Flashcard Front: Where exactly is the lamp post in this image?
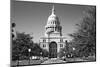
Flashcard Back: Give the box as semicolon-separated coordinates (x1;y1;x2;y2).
73;47;75;51
28;49;31;65
72;47;75;57
40;52;42;56
40;52;42;60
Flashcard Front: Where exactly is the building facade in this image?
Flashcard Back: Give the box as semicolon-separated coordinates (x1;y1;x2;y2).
40;6;67;58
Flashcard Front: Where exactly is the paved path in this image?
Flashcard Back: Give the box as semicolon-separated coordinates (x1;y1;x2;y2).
41;58;66;64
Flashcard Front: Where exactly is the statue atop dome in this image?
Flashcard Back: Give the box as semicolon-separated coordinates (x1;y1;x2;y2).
52;5;55;15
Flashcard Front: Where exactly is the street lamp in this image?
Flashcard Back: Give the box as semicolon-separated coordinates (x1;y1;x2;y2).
28;49;31;65
73;47;75;51
64;51;66;56
40;52;42;56
63;51;66;58
40;52;43;60
72;47;75;57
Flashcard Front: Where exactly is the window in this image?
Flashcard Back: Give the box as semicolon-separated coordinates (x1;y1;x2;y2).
43;39;46;42
55;27;56;31
55;21;56;24
60;39;63;42
43;44;46;47
53;21;54;24
60;44;63;47
52;21;53;24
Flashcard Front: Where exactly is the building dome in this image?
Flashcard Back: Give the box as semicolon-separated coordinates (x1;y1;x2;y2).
48;13;59;22
45;5;62;36
47;6;60;26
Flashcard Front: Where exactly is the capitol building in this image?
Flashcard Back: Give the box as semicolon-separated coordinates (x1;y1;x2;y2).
40;6;67;58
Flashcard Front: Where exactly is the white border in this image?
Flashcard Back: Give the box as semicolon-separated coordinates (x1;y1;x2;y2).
0;0;100;67
17;0;97;5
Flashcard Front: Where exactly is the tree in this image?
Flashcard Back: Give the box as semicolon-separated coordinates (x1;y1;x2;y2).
31;43;42;56
12;32;33;61
12;32;49;61
58;40;70;58
69;7;96;57
41;49;49;57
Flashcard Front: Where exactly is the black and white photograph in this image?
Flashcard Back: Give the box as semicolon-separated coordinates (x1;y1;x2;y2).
11;0;96;67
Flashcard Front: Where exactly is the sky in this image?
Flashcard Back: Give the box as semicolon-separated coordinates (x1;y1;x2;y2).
11;0;91;42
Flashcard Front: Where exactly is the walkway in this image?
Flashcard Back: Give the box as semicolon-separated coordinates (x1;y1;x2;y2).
41;58;66;64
